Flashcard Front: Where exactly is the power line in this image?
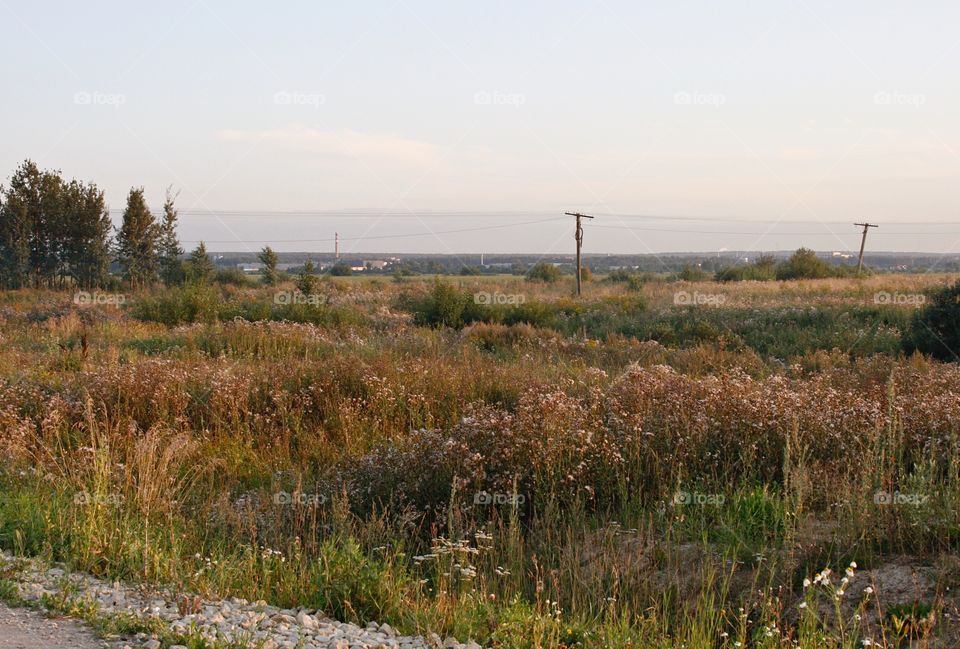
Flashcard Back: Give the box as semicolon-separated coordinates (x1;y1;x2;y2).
590;223;956;236
176;215;569;245
104;208;960;227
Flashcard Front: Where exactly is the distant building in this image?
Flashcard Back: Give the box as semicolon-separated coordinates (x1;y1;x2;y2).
363;259;389;270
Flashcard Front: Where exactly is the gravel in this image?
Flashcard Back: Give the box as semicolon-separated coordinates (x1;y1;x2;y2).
1;551;486;649
0;601;106;649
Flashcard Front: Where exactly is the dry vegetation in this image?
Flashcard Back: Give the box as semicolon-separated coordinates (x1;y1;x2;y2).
1;272;959;648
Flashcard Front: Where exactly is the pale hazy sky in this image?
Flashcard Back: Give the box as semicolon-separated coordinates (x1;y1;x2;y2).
2;1;959;254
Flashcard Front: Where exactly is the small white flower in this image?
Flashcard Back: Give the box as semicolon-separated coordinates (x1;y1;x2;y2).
799;602;807;609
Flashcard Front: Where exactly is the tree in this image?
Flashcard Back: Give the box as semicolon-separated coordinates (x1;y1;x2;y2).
329;261;352;276
258;246;279;286
0;161;58;288
115;187;160;288
0;160;112;289
186;241;215;284
0;164;34;288
776;248;834;280
296;260;319;294
527;261;561;283
61;179;112;288
158;187;184;285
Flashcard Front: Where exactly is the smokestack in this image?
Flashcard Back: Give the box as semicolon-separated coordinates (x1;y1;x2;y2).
335;232;340;260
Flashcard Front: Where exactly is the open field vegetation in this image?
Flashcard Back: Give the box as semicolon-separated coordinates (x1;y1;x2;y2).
1;270;960;648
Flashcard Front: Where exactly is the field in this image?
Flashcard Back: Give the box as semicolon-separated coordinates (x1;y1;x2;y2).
1;272;959;648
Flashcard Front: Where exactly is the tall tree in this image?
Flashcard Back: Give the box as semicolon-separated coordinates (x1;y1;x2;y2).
0;160;70;289
0;175;31;289
158;187;185;285
115;187;160;289
61;179;112;289
186;241;215;284
258;245;279;286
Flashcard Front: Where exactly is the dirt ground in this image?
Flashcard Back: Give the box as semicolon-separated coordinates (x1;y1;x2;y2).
0;602;105;649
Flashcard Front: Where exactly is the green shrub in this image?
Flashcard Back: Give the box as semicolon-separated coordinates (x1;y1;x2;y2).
526;262;562;283
409;280;470;328
215;268;254;287
776;248;837;280
132;285;221;326
329;262;353;277
314;537;410;624
716;255;777;282
904;281;960;361
606;269;646;291
678;264;709;281
296;261;320;294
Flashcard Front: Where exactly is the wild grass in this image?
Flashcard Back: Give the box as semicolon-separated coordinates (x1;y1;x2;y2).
0;274;958;647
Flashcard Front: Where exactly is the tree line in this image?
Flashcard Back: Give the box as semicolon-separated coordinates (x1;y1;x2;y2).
0;159;237;290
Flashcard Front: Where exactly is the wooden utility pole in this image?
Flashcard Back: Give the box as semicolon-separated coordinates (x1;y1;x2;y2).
854;222;878;275
565;212;595;296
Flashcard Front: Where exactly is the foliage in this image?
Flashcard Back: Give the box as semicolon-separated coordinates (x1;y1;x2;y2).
186;242;216;284
678;264;710;281
296;260;319;294
329;262;353;276
258;246;280;286
716;255;777;282
904;280;960;361
526;261;562;283
2;276;959;648
116;187;160;288
776;248;840;280
0;160;112;289
158;187;185;286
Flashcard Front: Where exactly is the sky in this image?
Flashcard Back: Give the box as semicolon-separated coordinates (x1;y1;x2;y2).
2;1;959;255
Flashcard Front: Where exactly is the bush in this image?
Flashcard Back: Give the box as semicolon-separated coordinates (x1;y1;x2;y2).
132;285;221;326
296;261;319;294
215;268;254;287
904;281;960;361
775;248;835;280
329;262;353;276
678;265;709;281
314;537;411;624
716;255;777;282
526;262;562;283
409;280;470;328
